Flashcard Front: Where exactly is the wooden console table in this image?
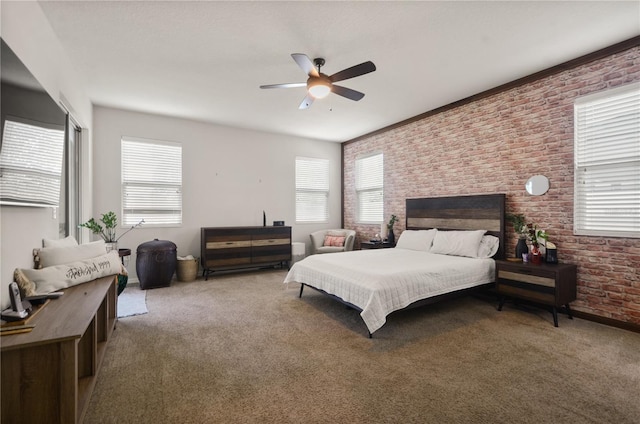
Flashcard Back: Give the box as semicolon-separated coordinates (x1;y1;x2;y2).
1;275;117;423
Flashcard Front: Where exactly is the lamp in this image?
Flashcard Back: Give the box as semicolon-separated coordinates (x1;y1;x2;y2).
307;76;331;99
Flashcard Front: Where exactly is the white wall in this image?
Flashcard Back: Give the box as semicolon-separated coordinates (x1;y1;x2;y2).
0;1;93;310
93;107;342;280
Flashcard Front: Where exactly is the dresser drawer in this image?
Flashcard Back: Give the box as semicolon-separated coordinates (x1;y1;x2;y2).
206;240;252;250
251;238;290;247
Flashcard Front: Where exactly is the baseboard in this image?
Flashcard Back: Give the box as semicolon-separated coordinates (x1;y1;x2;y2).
571;310;640;334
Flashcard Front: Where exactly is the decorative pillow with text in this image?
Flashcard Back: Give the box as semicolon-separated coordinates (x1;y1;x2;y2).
15;250;123;296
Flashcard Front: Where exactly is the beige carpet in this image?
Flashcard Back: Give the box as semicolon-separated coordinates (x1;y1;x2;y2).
86;269;640;423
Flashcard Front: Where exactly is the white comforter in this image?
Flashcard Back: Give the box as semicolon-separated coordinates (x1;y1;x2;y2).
283;248;495;334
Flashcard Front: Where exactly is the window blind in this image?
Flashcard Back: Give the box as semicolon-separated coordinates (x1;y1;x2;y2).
355;153;383;223
122;137;182;226
574;82;640;238
296;157;329;223
0;118;65;207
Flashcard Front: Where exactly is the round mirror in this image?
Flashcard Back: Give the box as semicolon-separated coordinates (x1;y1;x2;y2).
525;175;549;196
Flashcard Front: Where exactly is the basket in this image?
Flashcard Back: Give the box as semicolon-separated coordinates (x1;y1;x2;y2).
176;257;199;282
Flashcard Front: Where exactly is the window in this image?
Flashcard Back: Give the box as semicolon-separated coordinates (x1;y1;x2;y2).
574;82;640;238
0;117;65;207
355;153;383;223
122;137;182;226
295;157;329;223
62;115;83;240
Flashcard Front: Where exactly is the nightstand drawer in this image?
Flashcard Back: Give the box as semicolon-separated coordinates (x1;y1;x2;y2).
498;270;555;288
498;282;555;304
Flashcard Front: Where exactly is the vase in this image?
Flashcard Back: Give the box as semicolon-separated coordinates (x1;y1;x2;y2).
387;228;395;246
531;251;543;264
515;238;528;259
105;242;118;253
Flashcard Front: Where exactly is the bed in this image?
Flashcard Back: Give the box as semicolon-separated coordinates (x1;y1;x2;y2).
283;194;505;336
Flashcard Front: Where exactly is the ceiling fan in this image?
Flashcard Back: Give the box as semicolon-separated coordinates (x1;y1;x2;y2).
260;53;376;109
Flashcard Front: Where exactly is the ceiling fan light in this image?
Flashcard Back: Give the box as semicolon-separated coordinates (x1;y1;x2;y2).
308;80;331;99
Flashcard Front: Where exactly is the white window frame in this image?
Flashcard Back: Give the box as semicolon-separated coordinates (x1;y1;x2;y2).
355;152;384;224
121;136;182;227
574;82;640;238
295;157;329;223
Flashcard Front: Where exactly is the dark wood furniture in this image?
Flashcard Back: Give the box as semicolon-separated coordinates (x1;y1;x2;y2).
360;241;394;249
495;260;577;327
1;275;117;424
298;193;506;337
201;226;292;279
406;193;505;259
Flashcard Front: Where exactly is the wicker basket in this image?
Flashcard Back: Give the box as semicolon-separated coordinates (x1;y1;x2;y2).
176;257;199;282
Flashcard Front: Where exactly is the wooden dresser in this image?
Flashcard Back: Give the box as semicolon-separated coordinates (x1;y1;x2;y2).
1;275;117;424
201;226;292;279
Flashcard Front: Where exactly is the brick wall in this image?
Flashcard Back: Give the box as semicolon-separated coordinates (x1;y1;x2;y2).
343;44;640;325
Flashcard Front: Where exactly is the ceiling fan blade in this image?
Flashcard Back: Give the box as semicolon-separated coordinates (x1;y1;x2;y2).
292;53;319;77
329;61;376;83
331;85;365;101
260;82;306;89
299;94;315;109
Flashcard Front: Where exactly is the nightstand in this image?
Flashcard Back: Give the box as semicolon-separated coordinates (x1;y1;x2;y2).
495;260;577;327
360;241;394;249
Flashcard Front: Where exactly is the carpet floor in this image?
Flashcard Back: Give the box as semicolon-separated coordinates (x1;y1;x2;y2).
86;269;640;423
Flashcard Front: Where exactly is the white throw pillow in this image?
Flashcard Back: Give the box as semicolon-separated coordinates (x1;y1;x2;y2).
477;235;500;258
42;235;78;248
15;250;122;296
38;240;107;268
430;230;486;258
395;229;437;251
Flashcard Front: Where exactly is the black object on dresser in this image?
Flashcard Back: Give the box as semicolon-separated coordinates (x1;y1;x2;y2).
201;226;291;280
495;260;577;327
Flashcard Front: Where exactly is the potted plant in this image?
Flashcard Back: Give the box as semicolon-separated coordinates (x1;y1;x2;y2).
506;213;529;259
527;224;548;264
80;212;144;252
386;214;398;245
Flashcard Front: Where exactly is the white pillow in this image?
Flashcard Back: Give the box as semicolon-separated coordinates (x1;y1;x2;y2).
15;250;122;296
395;229;437;251
42;235;78;248
477;235;500;258
38;240;107;268
430;230;486;258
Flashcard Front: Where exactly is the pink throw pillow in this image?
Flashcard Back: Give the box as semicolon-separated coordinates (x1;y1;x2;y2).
323;235;345;247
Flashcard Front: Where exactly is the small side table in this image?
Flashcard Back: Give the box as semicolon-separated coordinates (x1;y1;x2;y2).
118;248;131;266
360;241;394;250
495;260;577;327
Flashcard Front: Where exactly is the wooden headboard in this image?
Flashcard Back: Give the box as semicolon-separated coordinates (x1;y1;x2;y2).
405;194;506;260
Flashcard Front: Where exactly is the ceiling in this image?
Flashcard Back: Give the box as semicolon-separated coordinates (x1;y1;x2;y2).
37;1;640;143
